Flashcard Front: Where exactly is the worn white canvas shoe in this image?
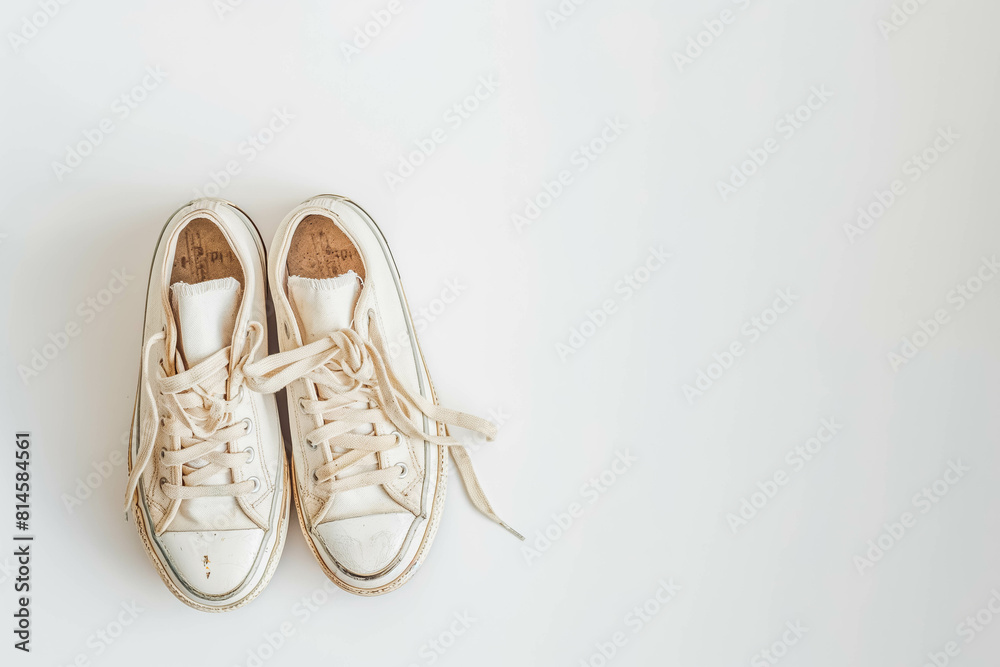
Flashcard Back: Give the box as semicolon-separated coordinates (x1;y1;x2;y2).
124;199;289;612
243;194;520;595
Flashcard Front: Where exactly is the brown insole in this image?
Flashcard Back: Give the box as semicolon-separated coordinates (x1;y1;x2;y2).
287;214;366;280
170;218;244;285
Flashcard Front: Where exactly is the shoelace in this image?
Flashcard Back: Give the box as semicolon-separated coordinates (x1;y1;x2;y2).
242;313;523;540
124;323;265;518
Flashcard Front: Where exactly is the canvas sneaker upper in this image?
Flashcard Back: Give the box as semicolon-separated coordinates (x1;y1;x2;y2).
124;199;288;611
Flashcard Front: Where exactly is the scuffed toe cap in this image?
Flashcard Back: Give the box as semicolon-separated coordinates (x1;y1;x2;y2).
159;528;265;597
315;513;414;577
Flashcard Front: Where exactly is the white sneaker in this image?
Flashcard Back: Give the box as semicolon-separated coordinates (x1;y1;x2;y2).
243;194;520;595
125;199;289;612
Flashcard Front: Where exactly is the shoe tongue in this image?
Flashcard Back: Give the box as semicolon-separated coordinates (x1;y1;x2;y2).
171;278;241;366
166;277;256;533
288;272;361;342
287;271;404;522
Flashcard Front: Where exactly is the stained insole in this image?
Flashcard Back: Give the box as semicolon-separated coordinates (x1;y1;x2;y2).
170;218;244;285
287;214;366;280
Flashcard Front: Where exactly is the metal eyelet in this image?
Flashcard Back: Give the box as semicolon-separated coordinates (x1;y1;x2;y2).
390;431;404;447
234;385;245;402
241;417;253;435
297;397;307;412
159;477;167;490
159;449;166;460
397;463;408;478
305;436;318;450
249;476;260;493
243;447;255;464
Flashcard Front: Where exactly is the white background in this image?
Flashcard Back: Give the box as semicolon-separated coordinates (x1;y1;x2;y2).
3;1;1000;666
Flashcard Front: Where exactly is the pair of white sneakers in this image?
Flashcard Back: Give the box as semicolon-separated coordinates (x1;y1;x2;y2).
124;195;519;611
